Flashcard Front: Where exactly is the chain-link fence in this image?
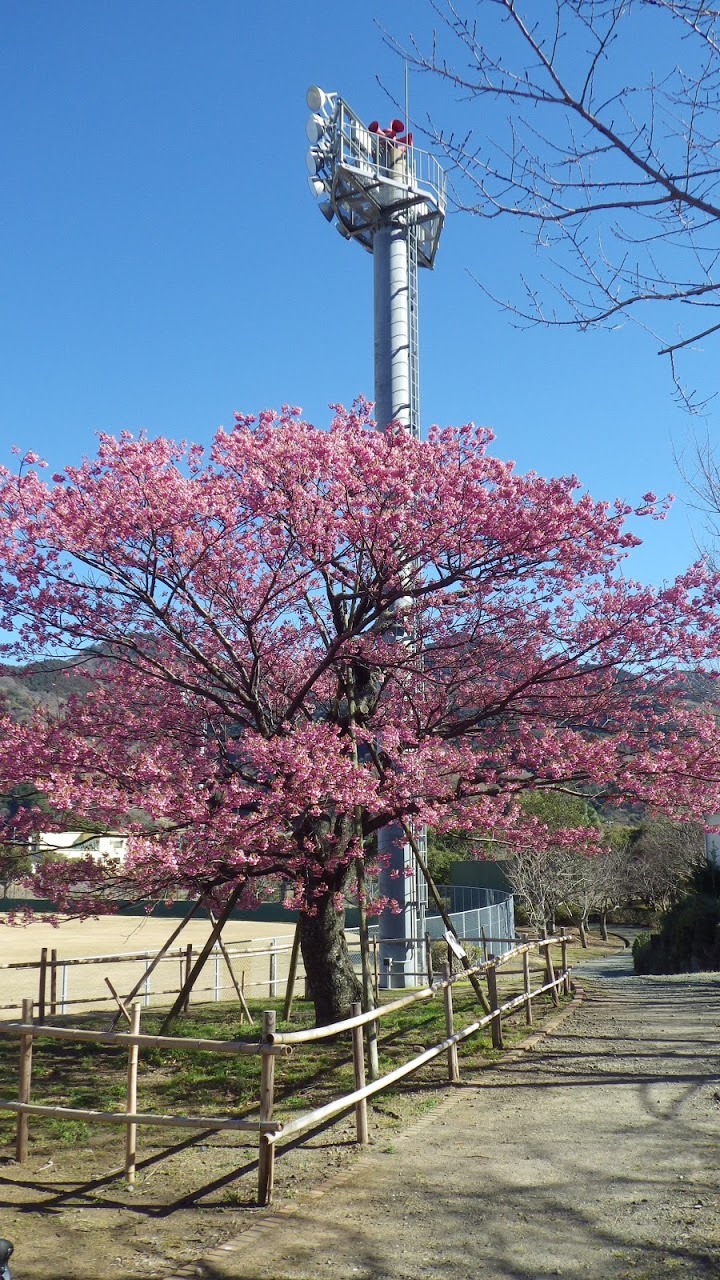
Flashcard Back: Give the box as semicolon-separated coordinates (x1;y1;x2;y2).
1;885;516;1016
427;885;515;956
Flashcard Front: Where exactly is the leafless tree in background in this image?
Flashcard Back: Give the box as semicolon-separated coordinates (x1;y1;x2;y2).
627;816;705;908
396;1;720;409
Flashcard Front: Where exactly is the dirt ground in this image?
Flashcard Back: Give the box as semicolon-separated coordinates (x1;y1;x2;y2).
193;947;720;1280
0;914;296;966
4;939;720;1280
0;915;296;1017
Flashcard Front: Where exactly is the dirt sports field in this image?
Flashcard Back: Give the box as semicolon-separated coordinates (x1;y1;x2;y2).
0;915;297;1017
0;914;296;966
1;934;719;1279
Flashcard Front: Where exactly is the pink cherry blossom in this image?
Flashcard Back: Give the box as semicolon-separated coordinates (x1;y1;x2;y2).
2;404;720;1018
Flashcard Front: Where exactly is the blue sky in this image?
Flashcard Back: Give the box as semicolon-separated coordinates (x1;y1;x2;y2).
1;1;714;589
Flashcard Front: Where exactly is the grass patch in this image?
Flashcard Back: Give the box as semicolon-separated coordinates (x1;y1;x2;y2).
42;1117;91;1144
0;932;615;1166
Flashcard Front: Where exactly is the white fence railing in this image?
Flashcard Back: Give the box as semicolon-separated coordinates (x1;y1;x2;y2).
0;935;296;1019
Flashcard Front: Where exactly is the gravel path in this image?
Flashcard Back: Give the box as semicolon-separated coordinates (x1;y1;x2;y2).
194;949;720;1280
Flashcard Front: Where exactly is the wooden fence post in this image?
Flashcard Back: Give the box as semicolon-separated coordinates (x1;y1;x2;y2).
16;997;33;1163
257;1010;276;1206
441;963;460;1083
424;932;433;985
183;944;193;1013
544;942;559;1007
522;948;533;1026
487;962;504;1049
50;949;58;1016
125;1002;141;1185
560;929;570;994
38;948;48;1024
351;1002;369;1143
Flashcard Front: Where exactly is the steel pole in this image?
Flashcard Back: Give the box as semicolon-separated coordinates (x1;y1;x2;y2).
373;214;419;988
373;220;411;431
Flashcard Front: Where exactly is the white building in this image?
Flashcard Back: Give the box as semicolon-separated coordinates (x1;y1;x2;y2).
32;831;128;861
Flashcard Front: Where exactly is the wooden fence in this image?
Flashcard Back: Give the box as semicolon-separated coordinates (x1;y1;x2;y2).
0;934;569;1205
0;927;526;1019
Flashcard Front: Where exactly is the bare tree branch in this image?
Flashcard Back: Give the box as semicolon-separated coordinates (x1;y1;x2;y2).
387;0;720;406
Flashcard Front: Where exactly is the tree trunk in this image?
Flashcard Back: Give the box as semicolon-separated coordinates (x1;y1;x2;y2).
299;891;361;1025
600;910;609;942
579;916;589;949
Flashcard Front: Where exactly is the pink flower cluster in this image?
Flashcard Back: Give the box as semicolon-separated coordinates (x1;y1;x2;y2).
0;402;719;913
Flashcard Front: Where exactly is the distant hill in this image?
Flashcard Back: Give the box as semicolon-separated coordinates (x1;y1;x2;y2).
1;651;717;727
0;653;103;723
677;669;720;707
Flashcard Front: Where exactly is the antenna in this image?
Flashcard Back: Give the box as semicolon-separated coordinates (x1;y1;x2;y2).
303;85;446;986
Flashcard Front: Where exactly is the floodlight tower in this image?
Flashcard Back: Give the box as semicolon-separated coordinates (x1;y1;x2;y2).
305;86;447;987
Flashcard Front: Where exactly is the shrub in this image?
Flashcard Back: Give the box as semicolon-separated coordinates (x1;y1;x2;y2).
631;932;653;973
631;895;720;974
430;939;484;976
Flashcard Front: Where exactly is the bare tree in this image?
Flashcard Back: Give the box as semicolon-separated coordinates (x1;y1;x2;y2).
505;790;600;937
504;842;572;937
627;816;705;909
587;833;635;939
397;0;720;408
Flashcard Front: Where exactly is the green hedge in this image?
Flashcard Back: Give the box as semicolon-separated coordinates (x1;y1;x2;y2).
632;894;720;974
0;897;360;927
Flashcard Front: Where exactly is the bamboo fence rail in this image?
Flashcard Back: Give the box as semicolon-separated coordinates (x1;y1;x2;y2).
0;935;570;1206
255;935;569;1204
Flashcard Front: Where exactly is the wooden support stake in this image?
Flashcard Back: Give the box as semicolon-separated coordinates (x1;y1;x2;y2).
104;977;131;1024
442;963;460;1083
50;949;58;1017
15;997;33;1163
544;943;560;1008
282;922;301;1022
208;912;253;1025
159;885;244;1035
424;931;433;985
353;851;379;1082
125;1002;141;1185
351;1002;369;1143
522;949;533;1026
481;927;488;963
257;1010;276;1206
487;963;504;1049
108;898;203;1029
183;944;193;1013
38;948;48;1024
372;936;379;1003
397;816;490;1015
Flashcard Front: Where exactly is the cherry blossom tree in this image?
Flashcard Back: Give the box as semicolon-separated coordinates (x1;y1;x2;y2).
2;403;720;1022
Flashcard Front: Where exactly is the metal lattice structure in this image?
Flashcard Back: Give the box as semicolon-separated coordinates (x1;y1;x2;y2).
306;86;446;441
